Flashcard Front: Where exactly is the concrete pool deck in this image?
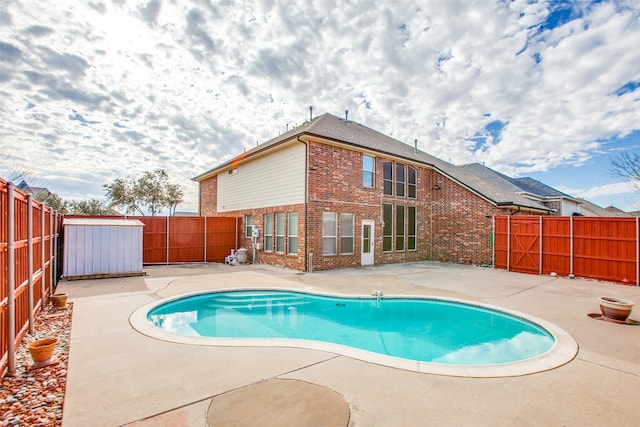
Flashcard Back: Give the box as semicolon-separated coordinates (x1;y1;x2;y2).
59;262;640;426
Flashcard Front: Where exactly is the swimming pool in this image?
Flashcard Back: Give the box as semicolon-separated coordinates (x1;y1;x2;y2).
130;289;578;377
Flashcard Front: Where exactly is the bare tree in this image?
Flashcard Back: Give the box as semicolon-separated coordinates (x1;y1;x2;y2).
610;152;640;190
0;154;46;187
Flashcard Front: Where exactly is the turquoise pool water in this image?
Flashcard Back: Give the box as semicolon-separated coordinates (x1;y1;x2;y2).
147;290;554;365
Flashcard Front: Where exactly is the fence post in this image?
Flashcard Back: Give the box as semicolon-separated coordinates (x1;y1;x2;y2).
570;216;574;277
491;215;495;268
7;183;15;376
53;214;59;288
27;195;34;334
539;216;543;275
166;216;170;265
636;217;639;287
49;207;53;295
203;216;207;263
506;215;511;271
41;204;45;310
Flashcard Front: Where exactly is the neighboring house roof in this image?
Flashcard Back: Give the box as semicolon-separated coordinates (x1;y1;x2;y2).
194;113;552;213
576;199;628;217
461;163;579;202
512;177;577;200
16;180;52;197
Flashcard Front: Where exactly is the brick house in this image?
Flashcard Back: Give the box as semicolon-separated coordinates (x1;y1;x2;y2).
194;113;551;271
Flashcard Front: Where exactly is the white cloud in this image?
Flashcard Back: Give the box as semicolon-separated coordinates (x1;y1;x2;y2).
557;180;637;199
0;0;639;211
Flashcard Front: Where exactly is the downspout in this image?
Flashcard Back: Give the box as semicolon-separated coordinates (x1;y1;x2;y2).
298;136;309;272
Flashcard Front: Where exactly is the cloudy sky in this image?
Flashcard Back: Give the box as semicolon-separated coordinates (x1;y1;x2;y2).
1;0;639;213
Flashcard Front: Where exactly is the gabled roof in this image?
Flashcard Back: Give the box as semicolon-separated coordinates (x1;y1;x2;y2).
194;113;551;213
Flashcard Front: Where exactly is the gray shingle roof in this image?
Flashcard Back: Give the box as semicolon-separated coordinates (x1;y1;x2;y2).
461;163;577;200
512;177;572;198
194;113;551;212
575;198;628;217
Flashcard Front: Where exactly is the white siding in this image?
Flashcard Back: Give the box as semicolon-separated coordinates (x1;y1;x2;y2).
561;200;581;216
217;143;305;212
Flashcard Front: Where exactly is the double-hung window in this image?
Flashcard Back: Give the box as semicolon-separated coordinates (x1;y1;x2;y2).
275;213;285;252
244;215;253;237
363;155;375;188
264;213;273;251
287;213;298;254
322;212;337;255
340;213;354;254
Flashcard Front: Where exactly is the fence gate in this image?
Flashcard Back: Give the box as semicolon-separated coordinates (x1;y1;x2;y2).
494;216;639;285
509;217;541;274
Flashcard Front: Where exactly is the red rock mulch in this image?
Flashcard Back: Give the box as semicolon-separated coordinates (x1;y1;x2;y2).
1;303;72;426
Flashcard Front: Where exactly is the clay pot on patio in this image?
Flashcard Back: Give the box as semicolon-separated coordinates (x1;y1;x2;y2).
598;297;634;321
50;293;68;309
25;337;58;365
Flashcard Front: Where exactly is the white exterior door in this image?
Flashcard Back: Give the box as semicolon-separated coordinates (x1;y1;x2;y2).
361;220;374;266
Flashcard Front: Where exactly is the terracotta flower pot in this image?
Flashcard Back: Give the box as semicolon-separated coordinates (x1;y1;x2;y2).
26;338;58;364
599;297;634;321
50;293;68;309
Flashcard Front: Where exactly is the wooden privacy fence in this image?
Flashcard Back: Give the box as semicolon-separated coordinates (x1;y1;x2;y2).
135;216;240;264
493;216;639;285
1;179;62;377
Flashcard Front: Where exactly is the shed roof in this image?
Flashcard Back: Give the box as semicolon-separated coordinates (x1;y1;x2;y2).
194;113;551;213
63;218;145;227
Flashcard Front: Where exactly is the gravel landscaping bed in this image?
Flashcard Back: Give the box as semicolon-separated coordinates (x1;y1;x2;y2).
1;303;72;426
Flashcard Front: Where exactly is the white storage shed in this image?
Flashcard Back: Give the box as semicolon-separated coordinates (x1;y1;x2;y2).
63;218;145;280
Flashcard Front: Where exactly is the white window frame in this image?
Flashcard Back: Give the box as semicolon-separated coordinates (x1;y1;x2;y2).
363;155;375;188
275;213;285;253
340;213;354;254
322;212;337;256
264;213;273;252
244;214;253;238
288;212;298;255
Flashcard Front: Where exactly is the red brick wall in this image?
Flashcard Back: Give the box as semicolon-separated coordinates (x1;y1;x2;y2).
306;141;431;270
429;170;496;264
199;176;217;215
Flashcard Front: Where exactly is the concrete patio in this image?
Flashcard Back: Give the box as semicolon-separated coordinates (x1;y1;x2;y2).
59;262;640;426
